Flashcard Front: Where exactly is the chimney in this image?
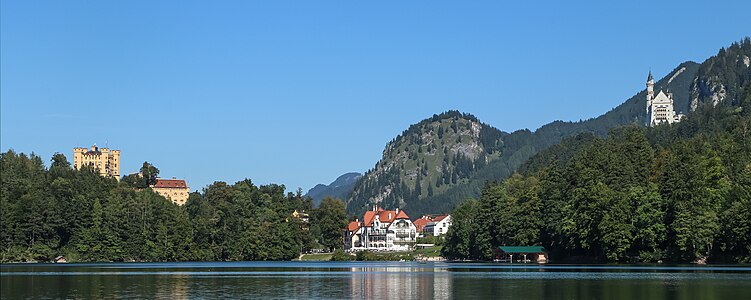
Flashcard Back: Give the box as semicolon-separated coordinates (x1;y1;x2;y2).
396;208;399;214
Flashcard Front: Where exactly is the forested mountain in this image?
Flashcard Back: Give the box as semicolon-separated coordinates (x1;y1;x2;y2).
305;172;361;206
442;38;751;263
443;80;751;263
348;60;700;217
347;111;506;216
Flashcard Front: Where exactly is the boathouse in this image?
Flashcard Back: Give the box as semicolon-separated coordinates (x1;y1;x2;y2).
493;246;547;263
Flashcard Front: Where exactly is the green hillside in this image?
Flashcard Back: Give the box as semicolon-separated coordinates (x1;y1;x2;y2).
347;111;506;215
441;38;751;263
348;61;700;217
443;79;751;263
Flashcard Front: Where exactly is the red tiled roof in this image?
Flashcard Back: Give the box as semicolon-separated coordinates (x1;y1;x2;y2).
433;215;449;222
378;210;398;223
362;206;411;226
153;179;188;189
413;218;429;232
347;221;361;232
363;211;377;226
395;210;410;219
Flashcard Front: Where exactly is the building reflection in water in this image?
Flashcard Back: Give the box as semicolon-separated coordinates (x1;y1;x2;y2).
349;264;452;299
167;274;189;300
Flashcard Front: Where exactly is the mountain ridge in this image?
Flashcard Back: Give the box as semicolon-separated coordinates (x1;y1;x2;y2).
305;172;362;206
346;62;701;217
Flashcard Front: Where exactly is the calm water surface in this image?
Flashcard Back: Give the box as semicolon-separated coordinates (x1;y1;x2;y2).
2;261;750;299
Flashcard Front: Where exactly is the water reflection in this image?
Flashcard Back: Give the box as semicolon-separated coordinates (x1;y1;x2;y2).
347;265;452;299
2;262;750;299
167;274;189;300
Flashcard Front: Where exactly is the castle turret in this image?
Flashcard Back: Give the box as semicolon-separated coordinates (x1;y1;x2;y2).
646;71;654;99
646;70;655;125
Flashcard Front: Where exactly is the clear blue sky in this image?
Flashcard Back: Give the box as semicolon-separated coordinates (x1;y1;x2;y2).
2;1;749;193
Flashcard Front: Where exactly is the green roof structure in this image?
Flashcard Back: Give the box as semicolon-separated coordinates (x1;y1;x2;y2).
497;246;546;253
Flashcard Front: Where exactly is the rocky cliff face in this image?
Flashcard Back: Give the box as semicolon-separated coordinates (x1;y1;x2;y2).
690;38;751;110
346;111;504;215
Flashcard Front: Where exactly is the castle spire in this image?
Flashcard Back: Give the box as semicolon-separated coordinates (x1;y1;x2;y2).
646;69;655;126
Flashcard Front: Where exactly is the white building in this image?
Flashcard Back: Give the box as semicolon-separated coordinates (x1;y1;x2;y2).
344;206;417;251
646;71;683;126
424;215;452;237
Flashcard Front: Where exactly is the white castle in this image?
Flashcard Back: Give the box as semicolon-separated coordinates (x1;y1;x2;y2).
646;71;683;126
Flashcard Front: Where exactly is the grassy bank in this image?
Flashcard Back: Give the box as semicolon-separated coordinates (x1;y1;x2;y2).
414;246;443;257
297;253;334;261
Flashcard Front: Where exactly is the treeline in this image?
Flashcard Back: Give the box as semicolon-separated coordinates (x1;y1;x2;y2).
0;153;346;262
443;83;751;263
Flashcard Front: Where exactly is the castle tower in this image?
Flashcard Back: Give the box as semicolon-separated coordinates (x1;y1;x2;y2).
646;71;654;99
646;70;654;125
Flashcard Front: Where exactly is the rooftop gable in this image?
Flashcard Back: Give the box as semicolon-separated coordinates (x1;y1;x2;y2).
395;210;410;219
433;215;449;222
653;90;672;103
413;218;429;232
378;210;397;223
347;221;361;232
363;211;377;226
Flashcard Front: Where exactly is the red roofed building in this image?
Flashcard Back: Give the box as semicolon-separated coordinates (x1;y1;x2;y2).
424;215;452;237
414;214;453;237
344;221;363;249
413;216;431;234
151;178;190;205
344;205;417;251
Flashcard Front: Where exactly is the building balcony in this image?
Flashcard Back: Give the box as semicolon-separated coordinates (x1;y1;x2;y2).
395;231;415;238
368;229;387;236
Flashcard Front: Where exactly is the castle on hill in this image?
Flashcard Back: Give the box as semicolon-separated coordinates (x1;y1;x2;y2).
73;145;121;180
646;71;684;126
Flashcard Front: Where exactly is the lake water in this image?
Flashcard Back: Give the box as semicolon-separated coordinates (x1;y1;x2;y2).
2;261;750;299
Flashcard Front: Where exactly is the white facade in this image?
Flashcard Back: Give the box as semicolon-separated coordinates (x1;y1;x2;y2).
424;215;452;237
646;71;683;126
344;207;417;251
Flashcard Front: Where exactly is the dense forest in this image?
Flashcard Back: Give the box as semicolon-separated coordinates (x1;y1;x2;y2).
0;155;346;262
442;81;751;263
347;61;700;217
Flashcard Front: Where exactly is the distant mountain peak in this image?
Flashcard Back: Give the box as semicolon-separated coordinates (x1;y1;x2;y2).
305;172;362;206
